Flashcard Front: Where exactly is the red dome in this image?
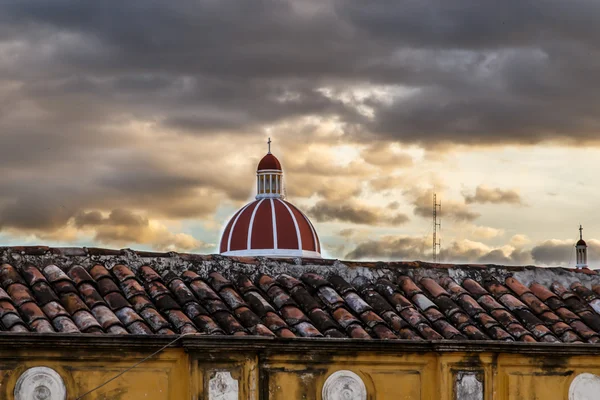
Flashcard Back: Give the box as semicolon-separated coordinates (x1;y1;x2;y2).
220;198;321;258
257;153;282;171
577;239;587;246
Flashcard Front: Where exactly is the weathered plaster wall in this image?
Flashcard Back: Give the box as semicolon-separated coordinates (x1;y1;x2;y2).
0;347;188;400
2;337;600;399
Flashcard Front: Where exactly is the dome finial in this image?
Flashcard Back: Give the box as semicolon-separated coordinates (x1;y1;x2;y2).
580;224;583;240
267;137;272;154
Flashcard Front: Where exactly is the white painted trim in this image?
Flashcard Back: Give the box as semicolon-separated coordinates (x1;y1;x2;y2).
247;199;264;249
222;249;321;258
226;202;254;252
270;199;278;249
256;193;282;199
278;198;302;250
257;169;282;173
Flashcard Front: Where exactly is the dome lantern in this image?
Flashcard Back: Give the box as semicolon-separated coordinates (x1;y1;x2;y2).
256;138;284;200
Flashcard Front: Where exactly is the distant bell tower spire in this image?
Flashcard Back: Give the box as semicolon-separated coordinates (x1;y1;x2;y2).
576;225;588;269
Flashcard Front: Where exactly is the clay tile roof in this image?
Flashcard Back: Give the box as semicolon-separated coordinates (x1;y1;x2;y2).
1;246;600;343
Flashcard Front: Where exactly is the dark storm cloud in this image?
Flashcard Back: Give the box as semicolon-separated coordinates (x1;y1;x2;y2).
3;0;600;145
307;200;409;226
1;0;600;240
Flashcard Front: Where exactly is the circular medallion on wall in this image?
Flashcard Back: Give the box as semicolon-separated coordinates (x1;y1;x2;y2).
322;370;367;400
569;373;600;400
14;367;66;400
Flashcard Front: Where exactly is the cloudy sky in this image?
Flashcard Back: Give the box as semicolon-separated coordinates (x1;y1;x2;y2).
1;0;599;267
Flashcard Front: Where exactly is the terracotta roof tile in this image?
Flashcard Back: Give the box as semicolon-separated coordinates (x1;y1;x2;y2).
42;265;72;284
398;276;422;297
416;324;444;340
412;293;437;311
498;294;527;311
212;311;246;335
192;314;225;335
308;308;340;333
2;312;27;330
295;321;323;337
52;315;80;333
144;306;175;331
0;264;26;287
208;272;233;292
263;311;289;333
7;283;35;307
89;264;111;280
111;264;136;282
91;305;123;331
332;307;361;329
219;287;247;310
432;319;464;339
529;283;557;301
138;266;161;283
2;246;600;343
119;279;146;300
462;279;489;298
68;265;95;286
127;320;153;335
21;264;48;287
504;276;531;296
347;324;370;339
289;286;321;312
244;291;276;317
276;274;303;291
72;310;103;332
30;318;55;333
96;278;120;296
129;294;154;313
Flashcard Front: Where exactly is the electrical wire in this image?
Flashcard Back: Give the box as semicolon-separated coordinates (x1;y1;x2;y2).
75;333;196;399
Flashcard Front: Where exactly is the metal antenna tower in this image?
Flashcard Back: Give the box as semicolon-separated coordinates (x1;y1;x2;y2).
433;193;441;262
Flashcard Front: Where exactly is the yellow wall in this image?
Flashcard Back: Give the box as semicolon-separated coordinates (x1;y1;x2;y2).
2;341;599;399
1;347;189;400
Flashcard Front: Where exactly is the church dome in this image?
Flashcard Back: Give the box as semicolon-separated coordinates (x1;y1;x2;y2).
219;198;321;258
219;139;322;258
577;239;587;247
